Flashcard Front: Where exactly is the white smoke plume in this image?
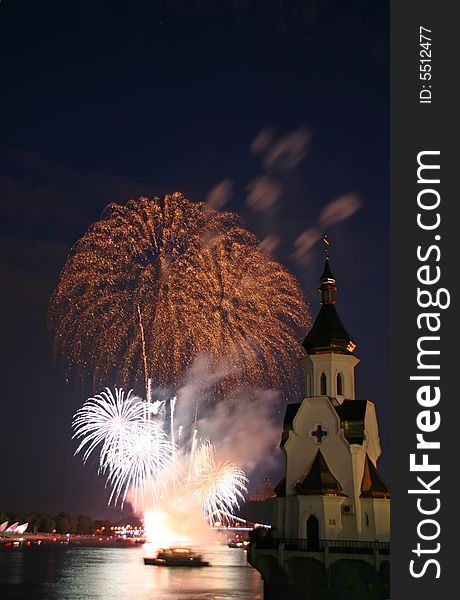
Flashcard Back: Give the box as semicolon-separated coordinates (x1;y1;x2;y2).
175;354;283;476
195;390;282;475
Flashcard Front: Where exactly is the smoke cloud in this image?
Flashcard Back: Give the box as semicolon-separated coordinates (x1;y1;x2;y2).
319;193;361;227
176;354;283;476
291;227;322;266
263;126;312;171
250;127;275;155
259;234;280;255
206;178;233;210
246;125;312;215
291;194;362;266
196;390;282;475
251;125;312;172
246;175;282;213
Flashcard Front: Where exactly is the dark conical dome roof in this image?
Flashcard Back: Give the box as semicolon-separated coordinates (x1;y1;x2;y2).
303;304;356;354
360;454;390;499
294;450;345;496
302;258;357;355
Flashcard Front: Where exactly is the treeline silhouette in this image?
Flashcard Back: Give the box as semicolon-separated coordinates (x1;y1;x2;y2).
0;510;118;535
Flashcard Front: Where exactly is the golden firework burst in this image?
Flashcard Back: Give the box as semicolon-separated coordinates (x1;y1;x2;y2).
49;192;310;395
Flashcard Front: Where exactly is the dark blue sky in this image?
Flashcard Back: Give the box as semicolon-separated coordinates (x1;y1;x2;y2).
0;1;388;517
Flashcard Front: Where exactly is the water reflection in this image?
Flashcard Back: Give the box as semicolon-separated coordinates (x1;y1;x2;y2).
0;544;262;600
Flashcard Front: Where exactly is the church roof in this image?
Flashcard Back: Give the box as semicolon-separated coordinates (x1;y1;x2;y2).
294;450;346;496
320;257;335;281
274;477;286;498
280;400;370;447
303;304;356;355
335;399;367;421
334;399;367;444
283;403;301;426
360;454;390;499
302;258;357;356
280;403;301;447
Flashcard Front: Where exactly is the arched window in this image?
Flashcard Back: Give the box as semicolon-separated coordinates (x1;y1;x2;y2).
307;514;320;551
337;373;343;396
320;373;327;395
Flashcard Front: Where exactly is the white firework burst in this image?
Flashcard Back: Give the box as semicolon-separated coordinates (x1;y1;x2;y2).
72;387;173;508
186;440;248;525
72;389;248;521
105;419;173;508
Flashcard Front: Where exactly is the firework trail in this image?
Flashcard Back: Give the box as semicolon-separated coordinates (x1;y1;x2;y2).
72;387;248;522
50;192;309;393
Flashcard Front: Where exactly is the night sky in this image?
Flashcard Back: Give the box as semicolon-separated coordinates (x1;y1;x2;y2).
0;1;388;518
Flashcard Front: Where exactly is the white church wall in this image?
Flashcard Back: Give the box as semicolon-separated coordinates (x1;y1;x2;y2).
340;504;359;539
322;496;345;538
284;496;300;538
373;498;390;540
363;402;382;465
350;445;367;535
301;354;360;401
360;498;377;539
359;498;390;541
273;498;286;536
285;396;351;496
297;496;326;539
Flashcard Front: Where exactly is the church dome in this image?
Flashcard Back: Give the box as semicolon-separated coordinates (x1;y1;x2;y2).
302;258;357;355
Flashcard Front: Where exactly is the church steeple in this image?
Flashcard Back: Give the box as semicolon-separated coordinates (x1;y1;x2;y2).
303;255;357;356
254;239;389;579
319;258;337;305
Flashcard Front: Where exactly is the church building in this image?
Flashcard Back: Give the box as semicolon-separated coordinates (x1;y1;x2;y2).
273;256;390;546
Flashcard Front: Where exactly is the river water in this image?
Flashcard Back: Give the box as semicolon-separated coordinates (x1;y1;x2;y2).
0;544;263;600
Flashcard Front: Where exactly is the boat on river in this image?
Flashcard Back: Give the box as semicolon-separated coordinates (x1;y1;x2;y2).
143;547;210;567
228;537;249;548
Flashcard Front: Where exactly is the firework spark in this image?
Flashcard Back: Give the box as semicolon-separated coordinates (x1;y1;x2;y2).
72;388;248;523
72;387;143;465
105;419;173;508
50;192;309;393
186;440;247;525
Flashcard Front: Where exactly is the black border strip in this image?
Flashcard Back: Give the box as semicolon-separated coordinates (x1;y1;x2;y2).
391;2;458;597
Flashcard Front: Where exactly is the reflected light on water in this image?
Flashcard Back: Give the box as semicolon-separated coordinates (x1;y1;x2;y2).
0;544;262;600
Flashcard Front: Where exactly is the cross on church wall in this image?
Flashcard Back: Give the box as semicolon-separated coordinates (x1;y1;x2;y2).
311;424;328;442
